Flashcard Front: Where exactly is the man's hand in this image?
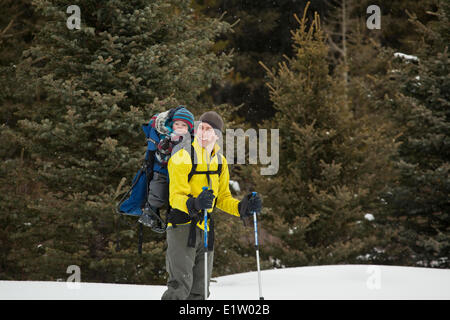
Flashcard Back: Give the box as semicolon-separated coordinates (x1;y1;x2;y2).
186;189;215;216
195;188;215;211
238;192;262;218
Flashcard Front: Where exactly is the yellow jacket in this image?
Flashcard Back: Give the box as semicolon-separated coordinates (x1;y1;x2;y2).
167;137;240;230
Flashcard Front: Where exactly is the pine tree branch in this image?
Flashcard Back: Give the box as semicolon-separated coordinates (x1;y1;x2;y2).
327;36;344;56
0;9;26;38
0;29;29;40
425;10;440;17
230;18;240;29
258;60;275;78
405;9;429;33
31;55;50;66
0;18;15;38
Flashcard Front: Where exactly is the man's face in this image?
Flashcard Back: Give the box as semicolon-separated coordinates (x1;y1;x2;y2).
196;122;217;148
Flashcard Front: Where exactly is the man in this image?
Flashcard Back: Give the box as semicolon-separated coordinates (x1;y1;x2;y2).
161;111;262;300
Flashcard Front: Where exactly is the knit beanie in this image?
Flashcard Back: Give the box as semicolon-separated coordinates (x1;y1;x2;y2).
199;111;224;132
171;106;195;133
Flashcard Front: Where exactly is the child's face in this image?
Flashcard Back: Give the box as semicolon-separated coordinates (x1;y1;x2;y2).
172;120;189;134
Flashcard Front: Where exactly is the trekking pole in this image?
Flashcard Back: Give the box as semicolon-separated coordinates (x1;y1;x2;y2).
251;192;264;300
203;150;213;300
202;186;209;300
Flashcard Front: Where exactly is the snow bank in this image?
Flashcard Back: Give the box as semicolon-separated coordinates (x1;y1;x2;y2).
0;280;166;300
212;265;450;300
1;265;449;300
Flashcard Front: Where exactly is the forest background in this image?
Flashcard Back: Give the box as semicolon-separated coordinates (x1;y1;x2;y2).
0;0;448;284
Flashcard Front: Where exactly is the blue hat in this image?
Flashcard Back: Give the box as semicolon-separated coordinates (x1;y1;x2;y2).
171;106;195;132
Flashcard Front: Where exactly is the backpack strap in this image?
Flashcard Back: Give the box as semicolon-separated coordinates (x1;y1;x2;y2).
147;137;158;145
188;143;197;182
168;142;223;251
187;143;223;183
187;143;223;210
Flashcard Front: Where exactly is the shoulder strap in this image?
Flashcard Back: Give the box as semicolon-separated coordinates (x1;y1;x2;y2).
147;137;158;145
187;144;223;183
217;154;223;177
188;143;197;182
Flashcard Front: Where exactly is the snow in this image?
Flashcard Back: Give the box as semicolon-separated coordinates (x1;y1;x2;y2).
229;180;241;193
1;265;449;300
394;52;419;62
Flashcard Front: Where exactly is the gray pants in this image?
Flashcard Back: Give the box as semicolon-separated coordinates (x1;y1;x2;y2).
147;172;169;208
161;224;214;300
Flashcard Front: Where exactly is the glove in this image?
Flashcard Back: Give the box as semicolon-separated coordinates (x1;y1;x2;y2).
186;189;215;216
195;189;215;211
157;137;171;155
238;193;262;218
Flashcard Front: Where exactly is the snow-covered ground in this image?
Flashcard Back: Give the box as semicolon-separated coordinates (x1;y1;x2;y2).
1;265;449;300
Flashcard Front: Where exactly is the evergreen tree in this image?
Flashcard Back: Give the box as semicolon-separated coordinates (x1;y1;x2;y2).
256;4;398;267
194;1;437;126
0;0;43;280
379;1;449;267
193;0;330;125
9;0;234;283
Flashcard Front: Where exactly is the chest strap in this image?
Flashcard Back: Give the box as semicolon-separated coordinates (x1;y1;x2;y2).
187;143;223;184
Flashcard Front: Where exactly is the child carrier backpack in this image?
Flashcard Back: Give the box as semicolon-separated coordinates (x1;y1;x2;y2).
115;106;185;254
115;106;224;255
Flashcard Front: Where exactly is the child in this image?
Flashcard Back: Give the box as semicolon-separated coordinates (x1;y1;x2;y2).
138;106;195;232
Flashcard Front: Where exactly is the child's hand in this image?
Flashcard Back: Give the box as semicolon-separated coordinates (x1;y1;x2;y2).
157;137;171;153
